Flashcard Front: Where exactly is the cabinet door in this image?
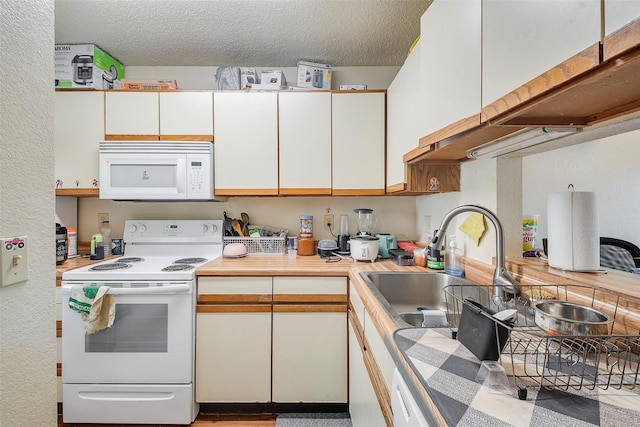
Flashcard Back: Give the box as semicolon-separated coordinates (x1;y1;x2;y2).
54;91;104;189
272;276;347;403
195;276;272;403
482;0;600;108
278;91;332;195
420;0;481;136
386;41;423;192
331;92;385;195
196;309;272;402
213;92;278;195
105;92;159;139
272;310;347;402
159;92;213;140
348;321;386;427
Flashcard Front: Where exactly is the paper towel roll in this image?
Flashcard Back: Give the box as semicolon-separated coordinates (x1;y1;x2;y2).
547;191;600;271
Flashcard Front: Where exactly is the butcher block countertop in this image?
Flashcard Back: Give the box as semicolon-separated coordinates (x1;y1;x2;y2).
195;254;427;276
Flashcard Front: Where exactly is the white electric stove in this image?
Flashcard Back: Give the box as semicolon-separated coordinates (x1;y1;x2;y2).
61;219;222;425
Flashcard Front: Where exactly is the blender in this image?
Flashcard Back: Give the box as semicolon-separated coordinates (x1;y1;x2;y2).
337;214;351;254
354;208;377;236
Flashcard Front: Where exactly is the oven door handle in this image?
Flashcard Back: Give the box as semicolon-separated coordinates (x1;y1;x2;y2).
107;284;191;295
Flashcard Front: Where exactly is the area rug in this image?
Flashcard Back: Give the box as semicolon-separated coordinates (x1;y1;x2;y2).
275;412;352;427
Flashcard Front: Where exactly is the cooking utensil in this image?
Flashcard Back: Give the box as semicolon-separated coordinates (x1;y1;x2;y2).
223;212;233;236
232;218;243;236
241;212;250;236
532;300;612;336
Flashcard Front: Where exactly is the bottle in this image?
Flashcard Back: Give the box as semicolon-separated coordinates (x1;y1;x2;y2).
427;229;444;270
444;235;465;277
100;220;112;257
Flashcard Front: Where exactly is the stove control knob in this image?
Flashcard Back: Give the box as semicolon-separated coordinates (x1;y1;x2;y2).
138;223;147;233
128;224;138;233
209;223;218;233
201;224;209;233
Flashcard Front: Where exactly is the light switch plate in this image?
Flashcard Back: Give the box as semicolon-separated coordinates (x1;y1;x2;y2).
1;236;28;287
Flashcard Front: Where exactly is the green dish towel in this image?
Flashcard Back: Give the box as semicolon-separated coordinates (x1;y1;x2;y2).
69;285;115;334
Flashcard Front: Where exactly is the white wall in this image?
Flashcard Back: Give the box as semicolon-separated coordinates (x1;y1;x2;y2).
124;65;400;90
0;1;57;425
523;129;640;243
78;196;418;243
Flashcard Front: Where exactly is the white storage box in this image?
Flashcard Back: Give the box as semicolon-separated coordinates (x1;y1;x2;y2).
260;70;284;88
339;84;367;90
55;44;124;90
297;61;332;89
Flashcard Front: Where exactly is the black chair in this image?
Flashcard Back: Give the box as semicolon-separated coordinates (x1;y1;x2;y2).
600;237;640;271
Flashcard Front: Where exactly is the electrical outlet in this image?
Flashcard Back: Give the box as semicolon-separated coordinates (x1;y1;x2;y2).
98;213;109;229
323;214;334;231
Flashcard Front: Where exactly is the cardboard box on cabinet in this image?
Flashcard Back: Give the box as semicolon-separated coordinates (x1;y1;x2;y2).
297;61;332;89
55;44;124;90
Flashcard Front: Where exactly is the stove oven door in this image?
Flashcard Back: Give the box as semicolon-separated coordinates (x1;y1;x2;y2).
61;281;195;384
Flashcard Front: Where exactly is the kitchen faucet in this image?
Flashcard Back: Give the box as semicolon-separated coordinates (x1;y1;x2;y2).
429;205;523;304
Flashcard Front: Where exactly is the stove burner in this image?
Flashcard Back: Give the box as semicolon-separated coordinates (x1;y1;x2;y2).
90;262;132;271
162;264;195;272
173;257;208;265
117;257;144;263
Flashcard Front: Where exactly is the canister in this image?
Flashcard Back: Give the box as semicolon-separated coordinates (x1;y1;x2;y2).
300;215;313;238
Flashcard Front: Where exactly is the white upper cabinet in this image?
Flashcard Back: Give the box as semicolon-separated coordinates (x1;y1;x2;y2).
278;92;332;195
54;91;104;189
105;91;213;140
482;0;601;108
105;92;159;138
159;92;213;138
420;0;481;136
604;0;640;37
331;92;386;195
386;41;422;191
213;91;279;195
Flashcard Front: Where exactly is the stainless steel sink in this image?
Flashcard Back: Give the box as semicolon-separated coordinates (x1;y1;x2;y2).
359;271;488;328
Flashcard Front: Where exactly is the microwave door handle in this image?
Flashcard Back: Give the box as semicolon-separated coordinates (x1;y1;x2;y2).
176;158;186;195
106;284;191;295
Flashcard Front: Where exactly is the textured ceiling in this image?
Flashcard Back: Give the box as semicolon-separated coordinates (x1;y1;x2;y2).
55;0;431;68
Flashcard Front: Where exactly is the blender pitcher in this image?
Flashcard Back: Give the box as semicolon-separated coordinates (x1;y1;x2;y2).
337;214;351;253
354;208;377;236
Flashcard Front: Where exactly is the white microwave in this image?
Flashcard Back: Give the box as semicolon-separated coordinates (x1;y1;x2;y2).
99;141;217;201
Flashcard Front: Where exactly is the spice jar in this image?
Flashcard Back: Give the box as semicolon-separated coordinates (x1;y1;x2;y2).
300;215;313;238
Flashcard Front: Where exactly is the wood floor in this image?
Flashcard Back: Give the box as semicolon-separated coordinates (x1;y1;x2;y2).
58;413;277;426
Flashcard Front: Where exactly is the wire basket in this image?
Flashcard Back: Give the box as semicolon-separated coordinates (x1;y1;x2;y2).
223;224;288;255
443;283;640;397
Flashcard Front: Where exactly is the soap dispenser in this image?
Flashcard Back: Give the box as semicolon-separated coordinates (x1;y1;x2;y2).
444;235;465;277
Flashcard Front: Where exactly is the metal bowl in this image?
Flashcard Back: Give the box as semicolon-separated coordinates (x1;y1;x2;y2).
533;300;612;336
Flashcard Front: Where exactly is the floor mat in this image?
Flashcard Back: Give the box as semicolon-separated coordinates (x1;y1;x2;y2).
275;413;352;427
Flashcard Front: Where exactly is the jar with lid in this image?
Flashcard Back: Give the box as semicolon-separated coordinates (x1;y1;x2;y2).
300;215;313;238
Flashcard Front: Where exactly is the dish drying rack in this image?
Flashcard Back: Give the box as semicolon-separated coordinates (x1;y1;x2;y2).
443;283;640;398
223;225;287;255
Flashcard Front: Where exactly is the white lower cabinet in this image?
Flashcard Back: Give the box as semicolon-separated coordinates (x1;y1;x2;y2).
349;321;386;427
348;282;389;426
273;310;347;402
196;275;347;404
272;276;347;402
195;276;272;402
